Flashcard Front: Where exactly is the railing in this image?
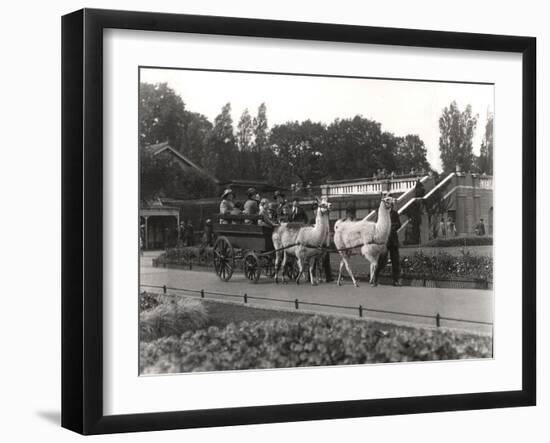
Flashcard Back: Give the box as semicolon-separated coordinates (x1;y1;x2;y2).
479;177;493;189
140;283;493;330
322;177;422;197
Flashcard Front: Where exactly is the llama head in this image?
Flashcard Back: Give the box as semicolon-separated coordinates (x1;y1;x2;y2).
380;194;394;211
315;197;332;216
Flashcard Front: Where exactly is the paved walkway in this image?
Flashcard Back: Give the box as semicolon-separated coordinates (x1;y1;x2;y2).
140;252;493;334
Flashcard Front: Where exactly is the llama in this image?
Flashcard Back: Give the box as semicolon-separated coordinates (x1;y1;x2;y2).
294;201;332;285
272;199;331;284
333;195;393;287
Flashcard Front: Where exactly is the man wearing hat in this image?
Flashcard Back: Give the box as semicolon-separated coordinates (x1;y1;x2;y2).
289;198;308;223
273;190;287;217
243;187;260;224
219;188;235;224
377;198;402;286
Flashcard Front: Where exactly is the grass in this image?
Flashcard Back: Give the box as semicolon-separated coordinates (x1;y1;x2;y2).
202;300;311;328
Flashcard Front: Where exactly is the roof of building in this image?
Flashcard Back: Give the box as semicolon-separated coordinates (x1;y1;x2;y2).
143;141;219;184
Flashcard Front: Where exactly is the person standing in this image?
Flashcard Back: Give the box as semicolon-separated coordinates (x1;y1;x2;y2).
219;189;235;224
289;198;308;223
382;200;402;286
474;218;486;236
185;220;194;246
439;217;447;238
344;203;356;221
446;217;457;237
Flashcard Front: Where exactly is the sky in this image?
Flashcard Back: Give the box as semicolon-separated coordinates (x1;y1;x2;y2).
140;68;494;172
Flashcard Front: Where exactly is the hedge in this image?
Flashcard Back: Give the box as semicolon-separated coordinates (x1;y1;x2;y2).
391;250;493;281
423;236;493;248
140;315;492;374
156;246;214;267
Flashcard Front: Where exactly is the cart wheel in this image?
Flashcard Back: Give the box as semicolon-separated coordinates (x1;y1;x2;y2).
284;256;300;280
243;252;261;283
213;236;234;281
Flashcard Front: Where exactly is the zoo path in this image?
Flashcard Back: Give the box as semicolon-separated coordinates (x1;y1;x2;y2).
140;253;493;334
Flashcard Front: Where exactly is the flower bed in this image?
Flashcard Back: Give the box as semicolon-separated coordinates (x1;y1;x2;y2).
423;236;493;248
154;246;214;267
390;250;493;281
140;315;492;374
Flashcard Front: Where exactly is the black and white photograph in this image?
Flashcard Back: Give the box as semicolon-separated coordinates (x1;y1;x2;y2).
138;67;495;375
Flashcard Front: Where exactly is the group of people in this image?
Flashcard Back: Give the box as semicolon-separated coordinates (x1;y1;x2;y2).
437;216;457;239
372;167;427;181
219;187;311;226
177;220;195;247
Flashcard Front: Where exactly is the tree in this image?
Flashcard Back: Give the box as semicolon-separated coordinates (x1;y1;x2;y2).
477;113;494;174
181;111;212;166
236;109;253;151
253;103;269;178
268;120;326;187
439;101;478;173
139;82;186;149
323;116;386;180
395;134;431;173
204;103;238;181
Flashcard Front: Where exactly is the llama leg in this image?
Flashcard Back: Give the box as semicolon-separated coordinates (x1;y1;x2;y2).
340;251;358;287
361;245;377;286
281;251;288;284
337;257;345;286
295;254;304;285
309;257;317;286
274;251;280;283
370;261;378;286
336;257;344;286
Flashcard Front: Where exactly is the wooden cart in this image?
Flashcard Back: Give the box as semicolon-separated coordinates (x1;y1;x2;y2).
212;214;299;283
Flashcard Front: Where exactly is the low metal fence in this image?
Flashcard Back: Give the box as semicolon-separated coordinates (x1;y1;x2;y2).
140;283;493;330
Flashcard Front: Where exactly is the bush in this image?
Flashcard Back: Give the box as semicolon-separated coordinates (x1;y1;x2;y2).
395;250;492;281
140;296;210;342
424;236;493;248
156;246;214;267
140;315;492;374
140;291;161;312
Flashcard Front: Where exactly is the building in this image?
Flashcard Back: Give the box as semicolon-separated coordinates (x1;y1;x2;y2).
320;172;493;244
139;142;219;249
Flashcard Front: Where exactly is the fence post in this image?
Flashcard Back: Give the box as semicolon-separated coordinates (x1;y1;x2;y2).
294;299;299;310
162;285;167;294
359;305;363;318
436;312;441;327
200;289;204;299
244;293;248;304
189;260;192;271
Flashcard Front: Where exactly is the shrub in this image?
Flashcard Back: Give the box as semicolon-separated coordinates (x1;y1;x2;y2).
140;296;210;342
156;246;214;267
424;236;493;248
380;250;493;281
140;291;161;312
140;315;492;374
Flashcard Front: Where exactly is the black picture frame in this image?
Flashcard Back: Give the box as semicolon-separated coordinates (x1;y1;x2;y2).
62;8;536;435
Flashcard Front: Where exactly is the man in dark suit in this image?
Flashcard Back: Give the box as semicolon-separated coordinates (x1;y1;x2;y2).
289;198;308;223
377;200;402;286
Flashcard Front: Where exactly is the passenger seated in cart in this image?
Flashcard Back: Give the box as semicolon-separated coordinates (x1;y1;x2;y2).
230;201;243;224
264;202;280;226
219;188;235;224
243;187;260;224
257;198;271;227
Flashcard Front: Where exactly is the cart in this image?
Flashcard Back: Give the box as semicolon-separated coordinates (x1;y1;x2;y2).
212;214;300;283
